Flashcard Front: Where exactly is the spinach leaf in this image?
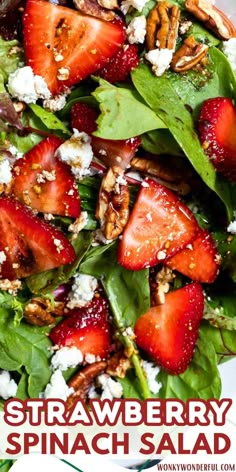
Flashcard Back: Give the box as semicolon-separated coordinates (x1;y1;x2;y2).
201;321;236;364
7;128;42;153
58;83;96;119
213;231;236;281
142;129;183;156
187;22;220;46
26;231;92;294
80;243;152;399
0;308;52;397
28;103;70;136
0;460;14;472
204;280;236;330
93;79;166;140
159;328;221;400
131;63;233;219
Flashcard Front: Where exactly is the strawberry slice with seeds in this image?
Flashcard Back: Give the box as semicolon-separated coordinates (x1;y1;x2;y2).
198;97;236;181
96;44;139;83
0;196;75;280
71;102;141;169
165;229;220;283
23;0;125;95
117;178;198;270
11;136;80;217
49;295;111;359
134;282;204;375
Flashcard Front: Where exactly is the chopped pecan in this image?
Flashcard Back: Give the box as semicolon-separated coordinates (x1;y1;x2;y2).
66;361;107;408
185;0;236;40
106;351;131;378
146;1;180;51
73;0;116;21
171;35;208;72
130;156;191;195
96;166;130;240
24;297;64;326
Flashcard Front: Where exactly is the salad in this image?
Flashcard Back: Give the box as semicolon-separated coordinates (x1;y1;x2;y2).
0;0;236;416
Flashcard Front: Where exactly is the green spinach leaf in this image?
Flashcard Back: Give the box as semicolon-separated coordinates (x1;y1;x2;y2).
28;104;70;136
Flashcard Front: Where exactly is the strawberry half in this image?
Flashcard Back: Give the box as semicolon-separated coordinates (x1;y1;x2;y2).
117;178;198;270
134;282;204;375
198;97;236;181
49;295;111;359
23;0;125;95
0;196;75;280
71;102;141;169
96;44;139;83
11;136;80;217
165;229;220;283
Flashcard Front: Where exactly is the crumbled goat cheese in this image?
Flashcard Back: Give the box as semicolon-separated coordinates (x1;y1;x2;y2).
98;374;123;400
126;16;146;44
116;174;127;186
0;251;6;264
92;229;112;246
67;273;98;309
0;370;17;400
85;353;100;364
227;219;236;234
51;346;83;371
222;38;236;73
179;20;192;35
44;370;74;400
56;129;93;179
88;384;100;399
43;94;67;112
8;66;51;104
44;213;54;221
121;0;148;14
0;159;12;184
8;145;23;160
68;211;88;235
145;48;173;77
143;361;161;394
0;279;22;295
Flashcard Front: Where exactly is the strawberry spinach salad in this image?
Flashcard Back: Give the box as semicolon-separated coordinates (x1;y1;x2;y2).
0;0;236;409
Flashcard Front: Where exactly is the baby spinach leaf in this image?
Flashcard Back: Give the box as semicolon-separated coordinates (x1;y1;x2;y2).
213;231;236;281
80;243;151;399
0;308;52;397
159;328;221;400
93;79;166;139
0;37;23;82
187;22;220;46
0;460;14;472
142;129;183;156
131;63;233;219
26;231;92;294
28;103;70;136
202;321;236;364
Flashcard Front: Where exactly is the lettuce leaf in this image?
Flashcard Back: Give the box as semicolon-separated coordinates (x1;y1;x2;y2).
131;63;234;219
93;79;166;139
0;37;23;81
28;103;70;137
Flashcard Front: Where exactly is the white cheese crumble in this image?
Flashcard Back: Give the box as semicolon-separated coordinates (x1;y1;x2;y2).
8;145;23;160
0;370;18;400
44;370;74;400
126;16;146;44
43;94;67;112
121;0;148;14
51;346;83;371
0;251;6;264
92;229;112;246
67;273;98;309
97;374;123;400
8;66;51;104
222;38;236;73
68;211;88;236
145;48;174;77
227;219;236;234
0;159;12;184
56;129;93;179
142;361;161;394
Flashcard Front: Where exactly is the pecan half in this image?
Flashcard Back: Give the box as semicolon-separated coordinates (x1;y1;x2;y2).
73;0;116;21
24;297;64;326
171;35;208;72
66;361;107;408
106;351;131;378
96;166;130;240
146;1;180;51
185;0;236;40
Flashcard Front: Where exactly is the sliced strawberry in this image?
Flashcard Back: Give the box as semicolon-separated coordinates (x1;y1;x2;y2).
198;97;236;181
23;0;125;95
11;136;80;217
117;178;198;270
134;282;204;375
97;44;139;83
71;102;141;169
165;229;220;283
49;295;111;359
0;196;75;280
